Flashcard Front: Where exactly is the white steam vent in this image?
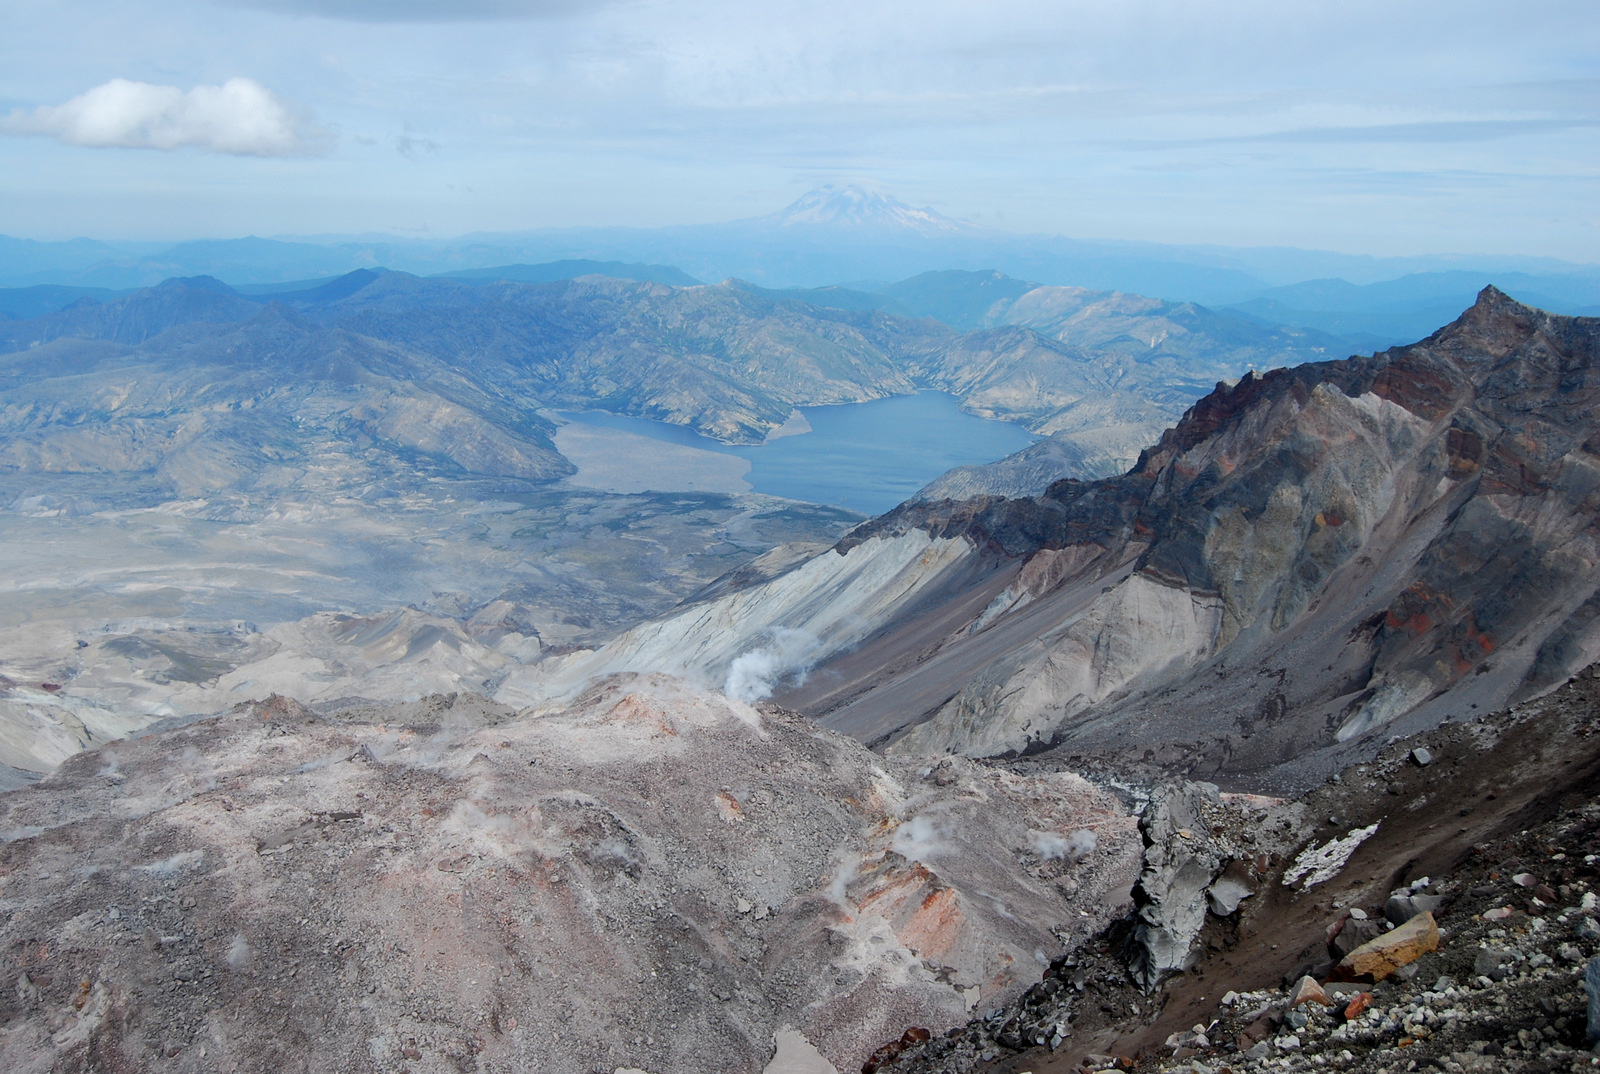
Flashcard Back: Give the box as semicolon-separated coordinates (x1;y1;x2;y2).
1027;828;1098;862
723;628;821;703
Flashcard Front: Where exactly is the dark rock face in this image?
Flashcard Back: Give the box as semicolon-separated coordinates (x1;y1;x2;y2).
1126;782;1225;991
809;289;1600;786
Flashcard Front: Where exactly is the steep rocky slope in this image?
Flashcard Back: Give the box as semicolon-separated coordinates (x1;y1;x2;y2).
548;290;1600;790
0;677;1140;1074
790;289;1600;785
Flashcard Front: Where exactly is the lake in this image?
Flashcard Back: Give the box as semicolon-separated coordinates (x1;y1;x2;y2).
556;392;1038;515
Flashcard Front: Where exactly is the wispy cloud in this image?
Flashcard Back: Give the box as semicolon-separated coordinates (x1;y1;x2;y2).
1;78;330;157
1237;118;1593;146
227;0;593;21
395;133;440;160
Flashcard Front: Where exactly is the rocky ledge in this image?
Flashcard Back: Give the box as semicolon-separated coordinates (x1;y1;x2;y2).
870;663;1600;1074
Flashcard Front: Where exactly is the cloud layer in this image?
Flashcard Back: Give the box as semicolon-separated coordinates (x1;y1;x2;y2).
1;0;1595;254
233;0;586;19
2;78;328;156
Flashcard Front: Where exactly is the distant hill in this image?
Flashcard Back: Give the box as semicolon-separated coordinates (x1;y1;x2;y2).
0;269;1355;491
4;186;1595;313
873;270;1038;329
0;284;127;321
1225;269;1600;346
434;260;701;287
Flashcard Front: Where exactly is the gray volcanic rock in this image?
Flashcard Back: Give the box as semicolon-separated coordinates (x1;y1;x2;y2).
0;675;1140;1074
1125;783;1267;991
1127;782;1226;990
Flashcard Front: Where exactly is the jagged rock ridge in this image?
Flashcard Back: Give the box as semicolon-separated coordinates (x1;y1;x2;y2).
808;288;1600;784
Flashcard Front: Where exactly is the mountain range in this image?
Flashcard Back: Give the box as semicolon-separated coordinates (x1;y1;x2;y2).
0;268;1348;483
5;186;1597;345
523;288;1600;794
1;262;1598;1073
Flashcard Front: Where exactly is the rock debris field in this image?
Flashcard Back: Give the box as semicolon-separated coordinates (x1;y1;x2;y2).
874;667;1600;1074
0;675;1139;1074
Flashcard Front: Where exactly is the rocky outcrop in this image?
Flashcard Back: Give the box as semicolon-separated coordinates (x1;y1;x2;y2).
1125;783;1267;991
1127;783;1227;990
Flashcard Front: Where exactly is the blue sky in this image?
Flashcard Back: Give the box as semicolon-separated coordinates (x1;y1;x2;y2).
1;0;1596;259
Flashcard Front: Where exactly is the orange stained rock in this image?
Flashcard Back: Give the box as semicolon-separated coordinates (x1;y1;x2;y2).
895;887;965;961
855;862;938;918
1334;911;1440;981
713;792;745;824
1344;992;1373;1020
605;692;678;736
1288;976;1330;1007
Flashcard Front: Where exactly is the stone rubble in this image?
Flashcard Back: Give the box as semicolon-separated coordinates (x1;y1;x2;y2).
868;666;1600;1074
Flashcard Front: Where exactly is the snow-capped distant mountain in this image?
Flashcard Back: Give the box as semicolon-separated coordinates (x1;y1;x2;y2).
760;185;973;236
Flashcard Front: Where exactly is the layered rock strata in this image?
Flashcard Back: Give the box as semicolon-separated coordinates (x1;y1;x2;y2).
788;289;1600;785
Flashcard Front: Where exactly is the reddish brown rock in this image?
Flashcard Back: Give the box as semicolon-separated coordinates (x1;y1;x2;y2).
1288;975;1331;1007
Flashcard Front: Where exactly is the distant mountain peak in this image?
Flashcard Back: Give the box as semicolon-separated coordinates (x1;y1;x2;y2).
765;185;972;236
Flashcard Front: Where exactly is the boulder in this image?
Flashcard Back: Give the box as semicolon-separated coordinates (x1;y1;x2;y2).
1333;911;1440;981
1330;916;1387;960
1288;976;1330;1007
1384;893;1444;926
1207;860;1256;916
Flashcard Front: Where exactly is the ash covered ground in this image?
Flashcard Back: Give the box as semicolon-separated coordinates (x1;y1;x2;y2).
0;675;1139;1074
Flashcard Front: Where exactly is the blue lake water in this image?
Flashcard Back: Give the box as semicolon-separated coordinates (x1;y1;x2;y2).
559;392;1038;515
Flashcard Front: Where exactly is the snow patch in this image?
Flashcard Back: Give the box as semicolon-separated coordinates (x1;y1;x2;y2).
1283;823;1380;889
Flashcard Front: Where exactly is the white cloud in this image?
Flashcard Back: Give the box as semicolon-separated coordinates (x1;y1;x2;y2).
1;78;329;157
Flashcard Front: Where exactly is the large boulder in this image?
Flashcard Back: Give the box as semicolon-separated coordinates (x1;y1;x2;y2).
1126;782;1225;990
1334;912;1441;981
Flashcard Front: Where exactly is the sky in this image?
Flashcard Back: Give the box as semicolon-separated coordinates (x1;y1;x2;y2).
1;0;1597;259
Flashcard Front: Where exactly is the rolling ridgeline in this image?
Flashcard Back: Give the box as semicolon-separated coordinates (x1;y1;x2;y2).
0;267;1351;484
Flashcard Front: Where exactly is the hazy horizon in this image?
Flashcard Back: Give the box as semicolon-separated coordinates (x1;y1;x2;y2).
2;1;1596;261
